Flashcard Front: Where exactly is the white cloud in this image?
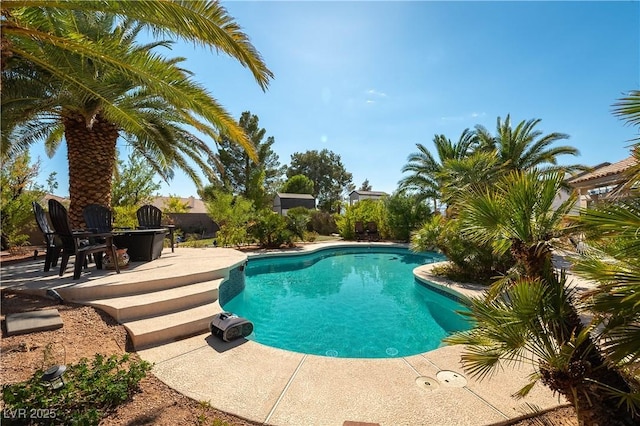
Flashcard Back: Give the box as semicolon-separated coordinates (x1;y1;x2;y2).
441;112;486;122
366;89;387;97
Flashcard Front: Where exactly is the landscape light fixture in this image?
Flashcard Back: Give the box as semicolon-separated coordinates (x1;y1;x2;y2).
41;365;67;390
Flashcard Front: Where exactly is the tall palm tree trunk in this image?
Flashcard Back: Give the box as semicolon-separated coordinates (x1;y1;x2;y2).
64;113;118;228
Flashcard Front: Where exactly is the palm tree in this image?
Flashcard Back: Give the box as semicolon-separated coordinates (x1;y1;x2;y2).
474;114;584;174
572;200;640;369
571;90;640;376
398;129;476;211
2;5;272;226
436;150;500;209
1;1;272;87
460;169;576;280
450;170;638;425
446;271;637;425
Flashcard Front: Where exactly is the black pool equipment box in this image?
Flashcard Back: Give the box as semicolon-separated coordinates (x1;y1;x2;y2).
210;312;254;342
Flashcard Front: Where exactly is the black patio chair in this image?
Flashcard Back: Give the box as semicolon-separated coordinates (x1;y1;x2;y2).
48;199;120;279
354;221;366;241
366;221;379;242
136;204;175;252
32;201;61;272
83;203;114;234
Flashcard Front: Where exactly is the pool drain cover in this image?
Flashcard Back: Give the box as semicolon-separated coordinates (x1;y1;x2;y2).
325;349;338;357
385;347;399;356
415;376;439;391
436;370;467;387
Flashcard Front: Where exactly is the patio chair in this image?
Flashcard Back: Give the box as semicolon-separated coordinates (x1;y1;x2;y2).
48;199;120;279
32;201;61;272
136;204;175;252
83;204;113;234
354;221;366;241
366;221;379;242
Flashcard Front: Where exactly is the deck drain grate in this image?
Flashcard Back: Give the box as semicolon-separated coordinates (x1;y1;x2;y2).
436;370;467;387
415;376;439;391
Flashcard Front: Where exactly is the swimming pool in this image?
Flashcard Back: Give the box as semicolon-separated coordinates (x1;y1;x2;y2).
221;246;470;358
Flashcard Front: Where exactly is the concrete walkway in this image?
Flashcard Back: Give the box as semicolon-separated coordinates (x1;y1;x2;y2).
2;242;578;425
140;243;570;425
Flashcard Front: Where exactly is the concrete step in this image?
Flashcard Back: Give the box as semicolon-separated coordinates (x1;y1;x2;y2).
81;279;224;322
59;268;228;301
122;301;223;349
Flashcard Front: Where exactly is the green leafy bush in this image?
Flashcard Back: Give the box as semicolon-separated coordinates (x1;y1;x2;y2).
383;193;431;242
111;205;138;229
2;354;151;425
411;215;512;282
205;190;255;247
1;153;45;250
337;199;383;240
308;210;337;235
285;207;311;240
249;210;293;248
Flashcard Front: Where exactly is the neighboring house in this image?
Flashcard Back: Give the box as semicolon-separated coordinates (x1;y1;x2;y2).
150;196;218;237
151;196;207;213
349;190;389;206
567;156;637;210
273;193;316;215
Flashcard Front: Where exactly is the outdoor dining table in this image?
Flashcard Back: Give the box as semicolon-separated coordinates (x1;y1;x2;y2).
112;228;169;262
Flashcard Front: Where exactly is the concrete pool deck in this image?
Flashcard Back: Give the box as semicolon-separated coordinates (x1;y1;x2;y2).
2;241;588;425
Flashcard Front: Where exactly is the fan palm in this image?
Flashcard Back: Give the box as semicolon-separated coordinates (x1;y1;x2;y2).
460;169;576;280
474;114;584;175
572;199;640;369
398;129;476;211
446;271;638;425
452;170;638;424
2;5;272;226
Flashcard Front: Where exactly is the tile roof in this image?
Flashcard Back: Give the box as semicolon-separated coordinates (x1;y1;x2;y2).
151;196;207;214
567;156;637;184
276;193;315;199
350;190;389;196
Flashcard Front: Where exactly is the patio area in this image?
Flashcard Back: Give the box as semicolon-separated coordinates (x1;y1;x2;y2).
1;243;570;425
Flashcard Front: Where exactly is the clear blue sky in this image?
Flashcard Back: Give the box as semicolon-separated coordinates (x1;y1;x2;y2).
34;1;639;198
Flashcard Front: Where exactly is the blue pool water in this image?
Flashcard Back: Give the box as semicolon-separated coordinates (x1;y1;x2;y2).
221;247;470;358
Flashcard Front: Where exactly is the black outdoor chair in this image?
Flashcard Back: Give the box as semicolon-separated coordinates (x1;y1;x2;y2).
136;204;175;252
83;203;114;234
366;221;379;242
32;201;61;272
48;199;120;279
354;221;366;241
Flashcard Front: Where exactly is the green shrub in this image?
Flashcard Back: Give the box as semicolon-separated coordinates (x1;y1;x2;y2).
1;153;45;250
411;215;512;282
2;354;151;425
112;205;138;229
250;210;293;248
384;193;431;242
285;207;311;240
205;190;255;247
216;225;252;247
308;210;337;235
303;231;319;242
337;199;383;240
